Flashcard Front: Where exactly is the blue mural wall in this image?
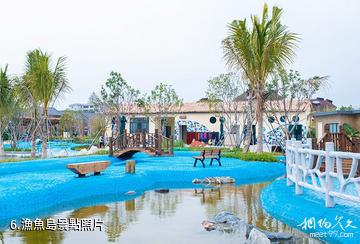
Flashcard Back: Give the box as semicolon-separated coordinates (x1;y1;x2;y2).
175;120;209;139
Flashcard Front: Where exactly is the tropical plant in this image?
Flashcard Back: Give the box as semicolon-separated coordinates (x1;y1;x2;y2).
343;123;360;140
265;69;328;149
59;109;82;136
222;3;299;152
15;77;40;157
206;73;250;148
141;83;183;135
92;71;140;147
89;114;107;138
337;105;354;111
24;49;70;158
0;65;15;156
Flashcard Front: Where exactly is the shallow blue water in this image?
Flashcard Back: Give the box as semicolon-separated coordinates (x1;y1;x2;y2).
0;151;285;229
261;178;360;244
3;140;89;151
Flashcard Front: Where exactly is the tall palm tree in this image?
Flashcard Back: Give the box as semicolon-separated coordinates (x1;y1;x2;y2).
223;4;299;152
0;65;14;156
14;79;39;157
24;49;70;158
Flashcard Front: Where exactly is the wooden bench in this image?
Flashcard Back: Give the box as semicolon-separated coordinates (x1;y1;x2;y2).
67;161;110;177
193;149;222;167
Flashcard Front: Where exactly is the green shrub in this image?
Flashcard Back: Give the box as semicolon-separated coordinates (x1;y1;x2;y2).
173;140;184;148
223;151;278;162
4;148;31;152
186;147;240;152
71;145;90;151
93;149;109;155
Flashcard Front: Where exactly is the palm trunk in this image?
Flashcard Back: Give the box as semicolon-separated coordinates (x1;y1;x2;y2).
255;92;264;152
31;107;38;157
243;93;253;152
41;110;48;159
0;121;4;156
243;120;252;152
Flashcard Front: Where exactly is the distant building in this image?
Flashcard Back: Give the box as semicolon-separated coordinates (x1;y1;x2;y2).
110;100;311;148
69;103;95;112
312;110;360;139
310;97;337;112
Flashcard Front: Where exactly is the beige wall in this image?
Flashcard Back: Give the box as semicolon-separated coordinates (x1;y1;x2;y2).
123;109;310;145
313;114;360;138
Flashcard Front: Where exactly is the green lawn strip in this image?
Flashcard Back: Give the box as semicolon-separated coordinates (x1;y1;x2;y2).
4;148;31;152
223;151;279;162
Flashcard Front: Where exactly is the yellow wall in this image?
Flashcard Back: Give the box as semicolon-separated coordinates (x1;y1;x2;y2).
313;114;360;138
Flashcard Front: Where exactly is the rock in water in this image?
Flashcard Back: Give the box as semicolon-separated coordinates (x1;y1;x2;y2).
192;177;235;185
125;191;136;195
203;211;296;242
155;189;169;193
247;228;271;244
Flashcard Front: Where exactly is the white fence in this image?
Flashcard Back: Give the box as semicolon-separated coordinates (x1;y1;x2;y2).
286;139;360;207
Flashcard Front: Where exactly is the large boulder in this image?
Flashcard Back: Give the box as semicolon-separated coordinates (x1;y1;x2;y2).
247;228;271;244
87;146;98;153
202;211;296;243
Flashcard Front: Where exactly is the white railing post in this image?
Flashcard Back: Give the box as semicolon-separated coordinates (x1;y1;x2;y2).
294;141;303;195
307;138;313;149
286;140;294;186
325;142;335;207
285;139;359;206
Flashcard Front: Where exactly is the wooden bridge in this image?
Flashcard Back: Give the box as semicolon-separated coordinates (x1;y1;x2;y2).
110;129;174;159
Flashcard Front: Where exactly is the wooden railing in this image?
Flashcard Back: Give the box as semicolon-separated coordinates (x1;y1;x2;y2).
111;129;174;156
314;125;360;153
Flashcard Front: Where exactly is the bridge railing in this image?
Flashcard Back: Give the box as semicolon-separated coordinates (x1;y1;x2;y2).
286;139;360;207
111;129;174;156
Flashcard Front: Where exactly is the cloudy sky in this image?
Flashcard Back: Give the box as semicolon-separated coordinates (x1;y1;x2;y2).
1;0;359;109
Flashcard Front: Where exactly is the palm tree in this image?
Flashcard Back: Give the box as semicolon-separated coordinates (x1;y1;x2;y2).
223;4;299;152
0;65;15;156
24;49;70;158
15;77;39;157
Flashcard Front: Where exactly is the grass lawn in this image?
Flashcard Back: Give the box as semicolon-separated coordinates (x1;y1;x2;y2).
223;151;280;162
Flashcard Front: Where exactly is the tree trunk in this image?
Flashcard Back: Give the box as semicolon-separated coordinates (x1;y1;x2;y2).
115;114;120;149
255;91;264;152
0;121;4;156
41;110;48;159
31;133;36;157
31;107;38;157
243;93;253;152
243;120;253;152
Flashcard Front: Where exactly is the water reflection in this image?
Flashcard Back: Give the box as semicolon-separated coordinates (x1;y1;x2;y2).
9;229;64;244
1;182;323;244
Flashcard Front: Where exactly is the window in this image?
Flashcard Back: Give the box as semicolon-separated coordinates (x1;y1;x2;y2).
130;117;149;133
209;116;217;124
328;123;339;133
268;116;275;123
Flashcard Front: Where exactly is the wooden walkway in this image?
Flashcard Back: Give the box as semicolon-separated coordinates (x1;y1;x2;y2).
111;129;174;159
